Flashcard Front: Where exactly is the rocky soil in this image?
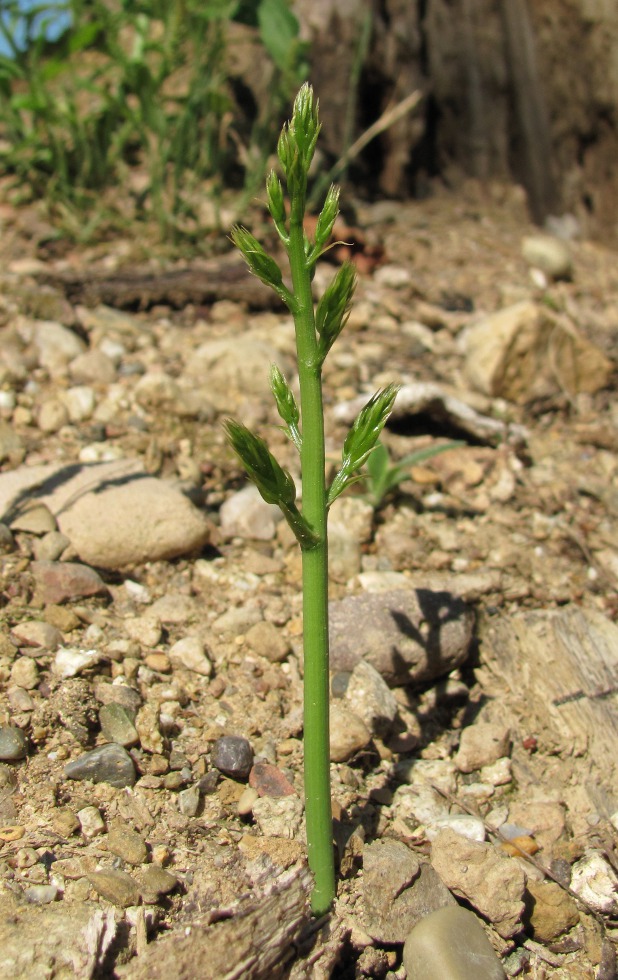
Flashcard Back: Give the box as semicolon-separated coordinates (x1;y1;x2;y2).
0;179;617;979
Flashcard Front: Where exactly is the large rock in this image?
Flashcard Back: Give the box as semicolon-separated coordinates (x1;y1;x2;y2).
0;460;211;571
462;301;613;404
329;589;473;686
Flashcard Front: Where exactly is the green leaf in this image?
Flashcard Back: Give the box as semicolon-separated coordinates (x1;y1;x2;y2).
327;384;400;506
257;0;300;73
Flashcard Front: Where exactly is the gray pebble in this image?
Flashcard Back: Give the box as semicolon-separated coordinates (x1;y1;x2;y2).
178;784;201;817
24;884;59;904
403;906;506;979
0;726;28;761
88;868;141;908
138;865;179;904
64;743;136;788
99;703;139;748
211;735;254;779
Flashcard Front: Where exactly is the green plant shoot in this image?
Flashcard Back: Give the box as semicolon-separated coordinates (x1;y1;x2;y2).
362;439;463;508
225;84;399;915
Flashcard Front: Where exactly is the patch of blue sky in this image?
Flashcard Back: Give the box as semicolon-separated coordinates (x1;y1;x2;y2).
0;1;72;58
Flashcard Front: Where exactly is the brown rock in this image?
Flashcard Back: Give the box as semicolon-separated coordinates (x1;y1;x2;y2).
455;723;511;773
525;879;579;941
31;560;110;604
249;762;296;798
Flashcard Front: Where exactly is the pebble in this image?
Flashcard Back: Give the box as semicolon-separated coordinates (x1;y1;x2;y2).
10;656;40;690
37;397;69;433
343;659;398;737
219;484;280;541
11;620;63;650
521;234;572;280
10;504;57;535
212;603;263;635
249;762;295;797
8;686;35;711
69;349;116;385
31;560;110;604
32;531;71;561
0;522;15;552
94;681;142;715
454;723;511;773
570;852;618;914
56;475;211;570
252;794;305;840
329;704;372;762
168;635;213;676
0;726;28;761
53;647;104;679
77;805;106;838
99;703;139;748
135;703;164;754
428;814;486;842
212;735;254;779
62;385;95;422
88;868;141;908
178;784;201;816
430;829;525;939
123;616;162;648
525;879;579;941
137;866;178;904
64;743;137;788
403;906;506;980
237;786;259;816
329;589;473;686
361;839;420;942
24;884;59;904
31;320;86;375
107;821;148;865
244;620;290;663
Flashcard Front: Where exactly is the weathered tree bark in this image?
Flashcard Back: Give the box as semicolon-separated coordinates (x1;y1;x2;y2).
123;865;313;980
483;606;618;816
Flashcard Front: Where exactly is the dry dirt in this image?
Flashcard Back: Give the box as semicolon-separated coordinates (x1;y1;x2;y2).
0;177;617;979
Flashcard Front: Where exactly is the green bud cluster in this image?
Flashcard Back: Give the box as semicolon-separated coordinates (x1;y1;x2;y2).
327;384;401;505
315;261;356;363
270;364;302;451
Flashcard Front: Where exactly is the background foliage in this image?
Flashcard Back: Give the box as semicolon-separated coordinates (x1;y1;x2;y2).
0;0;308;240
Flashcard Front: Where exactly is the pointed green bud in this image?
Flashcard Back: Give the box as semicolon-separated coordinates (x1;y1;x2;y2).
270;364;301;451
315;261;357;361
290;83;320;162
223;418;296;508
266;170;286;235
230;225;283;291
327;384;401;506
314;184;340;248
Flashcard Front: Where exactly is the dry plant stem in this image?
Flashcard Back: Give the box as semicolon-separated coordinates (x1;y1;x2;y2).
287;195;335;917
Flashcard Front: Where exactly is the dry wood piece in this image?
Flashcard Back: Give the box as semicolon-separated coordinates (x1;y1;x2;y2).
484;606;618;814
123;864;312;980
39;253;286;311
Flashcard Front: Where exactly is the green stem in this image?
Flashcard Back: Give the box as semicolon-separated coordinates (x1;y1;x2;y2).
288;193;335;916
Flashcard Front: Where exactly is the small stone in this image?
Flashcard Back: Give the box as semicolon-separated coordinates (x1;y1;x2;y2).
403;906;506;980
10;504;57;535
10;657;40;690
430;829;525;939
238;834;305;869
219;484;280;540
212;604;263;635
525;879;579;941
135;703;164;754
0;523;15;552
137;865;178;904
69;349;116;385
237;786;259;816
329;704;372;762
107;820;148;865
37;398;69;433
31;560;110;604
249;762;295;798
33;531;71;561
88;868;141;908
361;839;422;943
455;724;511;773
570;852;618;915
245;620;290;663
343;660;398;738
429;814;486;842
99;703;139;748
143;652;171;673
0;726;28;761
61;385;95;422
252;794;304;840
168;635;213;676
77;805;106;838
178;784;201;816
53;646;103;678
522;234;572;280
11;620;63;650
24;884;59;904
44;604;81;632
94;681;142;714
212;735;254;779
64;743;136;788
123;616;162;648
8;687;35;711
